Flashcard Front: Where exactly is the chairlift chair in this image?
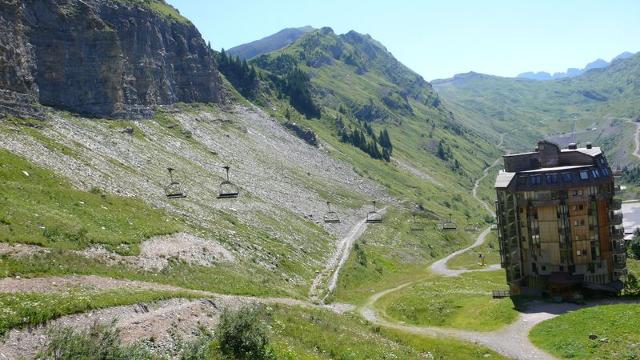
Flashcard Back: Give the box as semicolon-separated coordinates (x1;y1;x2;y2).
442;213;457;230
165;167;187;199
323;201;340;223
366;200;383;224
217;165;240;199
410;214;425;231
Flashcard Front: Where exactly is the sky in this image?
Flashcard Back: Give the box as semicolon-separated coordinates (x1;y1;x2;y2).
167;0;640;80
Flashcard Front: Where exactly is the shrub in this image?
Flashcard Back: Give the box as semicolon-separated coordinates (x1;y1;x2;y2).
217;306;274;360
37;322;153;360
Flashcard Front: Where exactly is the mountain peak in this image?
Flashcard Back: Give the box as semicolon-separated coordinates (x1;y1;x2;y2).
227;26;315;59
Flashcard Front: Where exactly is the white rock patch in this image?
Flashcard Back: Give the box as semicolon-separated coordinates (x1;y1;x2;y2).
82;232;235;270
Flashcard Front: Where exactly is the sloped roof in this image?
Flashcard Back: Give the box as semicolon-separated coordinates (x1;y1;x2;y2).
495;171;516;188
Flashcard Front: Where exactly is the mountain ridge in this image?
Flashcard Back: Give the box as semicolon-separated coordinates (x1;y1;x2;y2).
516;51;636;80
227;26;315;60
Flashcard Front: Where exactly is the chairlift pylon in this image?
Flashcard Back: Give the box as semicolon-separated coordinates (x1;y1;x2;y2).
217;165;239;199
165;167;187;199
323;201;340;223
366;200;383;224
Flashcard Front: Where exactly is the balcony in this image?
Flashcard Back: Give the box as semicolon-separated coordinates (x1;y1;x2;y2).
612;241;626;254
610;212;623;225
612;227;625;240
614;268;628;278
611;198;622;211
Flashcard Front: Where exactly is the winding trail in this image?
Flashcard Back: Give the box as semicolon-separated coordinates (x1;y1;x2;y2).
360;148;562;360
430;227;501;277
0;275;354;359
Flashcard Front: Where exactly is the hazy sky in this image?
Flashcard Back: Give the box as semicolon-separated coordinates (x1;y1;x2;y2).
168;0;640;80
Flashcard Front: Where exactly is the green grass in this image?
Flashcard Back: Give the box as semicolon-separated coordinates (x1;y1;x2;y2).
447;231;500;270
0;289;197;336
256;305;507;359
115;0;190;24
0;249;301;298
34;303;508;360
0;149;181;255
376;271;519;331
530;304;640;359
333;208;477;305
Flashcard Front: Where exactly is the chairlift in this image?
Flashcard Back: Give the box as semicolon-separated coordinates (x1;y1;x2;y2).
366;200;383;224
217;165;239;199
464;224;479;232
323;201;340;223
410;214;425;231
441;213;457;230
165;167;187;199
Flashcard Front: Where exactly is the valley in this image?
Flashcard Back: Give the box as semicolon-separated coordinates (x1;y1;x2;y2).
0;0;640;359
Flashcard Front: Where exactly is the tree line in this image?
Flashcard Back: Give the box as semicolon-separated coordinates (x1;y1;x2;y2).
217;49;259;99
336;114;393;161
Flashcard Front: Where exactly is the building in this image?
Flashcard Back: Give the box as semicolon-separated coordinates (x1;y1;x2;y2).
494;140;626;297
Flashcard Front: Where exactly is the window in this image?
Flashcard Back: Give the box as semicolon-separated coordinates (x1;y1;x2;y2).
545;173;558;184
562;172;573;183
579;170;589;180
518;176;527;185
578;204;584;210
529;175;542;185
591;169;600;178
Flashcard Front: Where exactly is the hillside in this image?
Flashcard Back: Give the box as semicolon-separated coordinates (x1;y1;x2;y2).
433;53;640;167
227;26;315;59
0;4;509;357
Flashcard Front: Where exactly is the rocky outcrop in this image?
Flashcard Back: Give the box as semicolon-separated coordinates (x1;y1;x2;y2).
283;121;318;146
0;0;222;118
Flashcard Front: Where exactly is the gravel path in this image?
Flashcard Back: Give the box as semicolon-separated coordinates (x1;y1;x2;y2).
0;275;352;359
309;207;388;303
359;154;560;360
430;227;501;277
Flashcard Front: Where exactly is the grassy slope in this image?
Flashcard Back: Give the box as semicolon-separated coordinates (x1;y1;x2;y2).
0;149;180;255
529;304;640;359
0;289;197;336
447;231;500;270
239;305;507;360
333;208;475;305
251;29;504;303
433;54;640;168
0;116;329;298
375;271;518;331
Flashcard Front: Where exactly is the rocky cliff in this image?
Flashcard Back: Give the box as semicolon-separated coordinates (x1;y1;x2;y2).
0;0;222;118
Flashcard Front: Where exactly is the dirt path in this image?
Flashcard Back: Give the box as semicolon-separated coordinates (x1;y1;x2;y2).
359;153;559;360
633;122;640;160
430;227;501;276
0;275;353;359
309;207;387;303
472;158;500;217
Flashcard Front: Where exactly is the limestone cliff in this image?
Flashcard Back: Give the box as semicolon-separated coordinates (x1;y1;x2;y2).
0;0;222;118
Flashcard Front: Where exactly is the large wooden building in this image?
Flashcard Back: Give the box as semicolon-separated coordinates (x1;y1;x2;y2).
495;141;626;296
